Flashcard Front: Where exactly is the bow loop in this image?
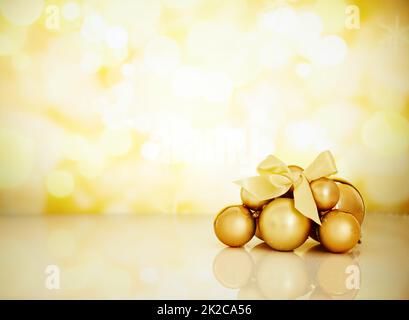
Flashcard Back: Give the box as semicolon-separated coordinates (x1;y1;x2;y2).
235;151;338;225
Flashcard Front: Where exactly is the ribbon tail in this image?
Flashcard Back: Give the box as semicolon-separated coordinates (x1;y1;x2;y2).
234;175;290;201
294;175;321;225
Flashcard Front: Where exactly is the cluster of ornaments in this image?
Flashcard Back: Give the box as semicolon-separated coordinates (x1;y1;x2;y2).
214;151;365;253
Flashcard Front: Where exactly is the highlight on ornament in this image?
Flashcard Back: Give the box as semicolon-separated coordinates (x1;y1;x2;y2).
213;151;365;253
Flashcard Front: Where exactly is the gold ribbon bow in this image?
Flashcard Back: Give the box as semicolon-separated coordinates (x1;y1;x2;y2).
235;151;337;225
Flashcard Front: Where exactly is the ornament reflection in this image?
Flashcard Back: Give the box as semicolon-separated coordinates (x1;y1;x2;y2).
213;243;361;300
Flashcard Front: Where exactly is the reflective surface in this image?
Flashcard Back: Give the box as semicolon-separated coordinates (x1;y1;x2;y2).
0;213;408;299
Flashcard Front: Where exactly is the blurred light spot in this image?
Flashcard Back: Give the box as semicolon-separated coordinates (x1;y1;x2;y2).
0;129;33;189
80;51;102;73
100;129;133;157
47;228;76;259
258;7;298;35
186;21;240;65
286;121;326;151
0;0;44;26
81;13;106;43
0;25;26;56
121;63;135;78
259;41;293;69
171;66;203;100
63;135;88;161
295;63;311;78
46;170;75;198
12;52;31;70
162;0;200;9
105;26;128;49
362;111;409;155
144;36;181;75
74;191;94;210
314;0;347;33
202;71;233;103
298;12;323;37
77;150;105;179
365;173;409;206
171;67;233;102
141;141;160;161
310;35;348;66
313;102;366;144
62;2;81;21
140;267;159;284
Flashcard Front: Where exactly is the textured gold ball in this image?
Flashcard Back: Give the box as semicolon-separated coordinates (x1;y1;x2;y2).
240;188;269;210
259;198;311;251
214;205;256;247
333;181;365;225
319;210;360;253
310;178;340;212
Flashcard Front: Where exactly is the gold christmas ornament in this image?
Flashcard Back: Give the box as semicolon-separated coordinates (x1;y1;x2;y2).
259;198;311;251
310;177;340;212
240;187;269;210
333;180;365;225
214;205;255;247
214;151;364;254
319;210;361;253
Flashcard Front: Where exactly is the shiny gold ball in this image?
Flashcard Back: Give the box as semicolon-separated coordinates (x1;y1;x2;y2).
240;188;269;210
319;210;361;253
259;198;311;251
214;205;256;247
310;178;340;212
333;181;365;225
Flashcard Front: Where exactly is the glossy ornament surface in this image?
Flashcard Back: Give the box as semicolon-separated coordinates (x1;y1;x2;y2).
259;198;311;251
310;177;340;212
214;205;256;247
333;180;365;225
319;210;360;253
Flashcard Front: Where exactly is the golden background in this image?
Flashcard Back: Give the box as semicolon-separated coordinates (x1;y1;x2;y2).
1;0;409;215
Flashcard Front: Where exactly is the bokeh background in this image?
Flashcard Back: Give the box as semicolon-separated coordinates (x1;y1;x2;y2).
1;0;409;215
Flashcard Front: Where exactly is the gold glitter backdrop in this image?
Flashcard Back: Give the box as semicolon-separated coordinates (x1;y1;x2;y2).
0;0;409;215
